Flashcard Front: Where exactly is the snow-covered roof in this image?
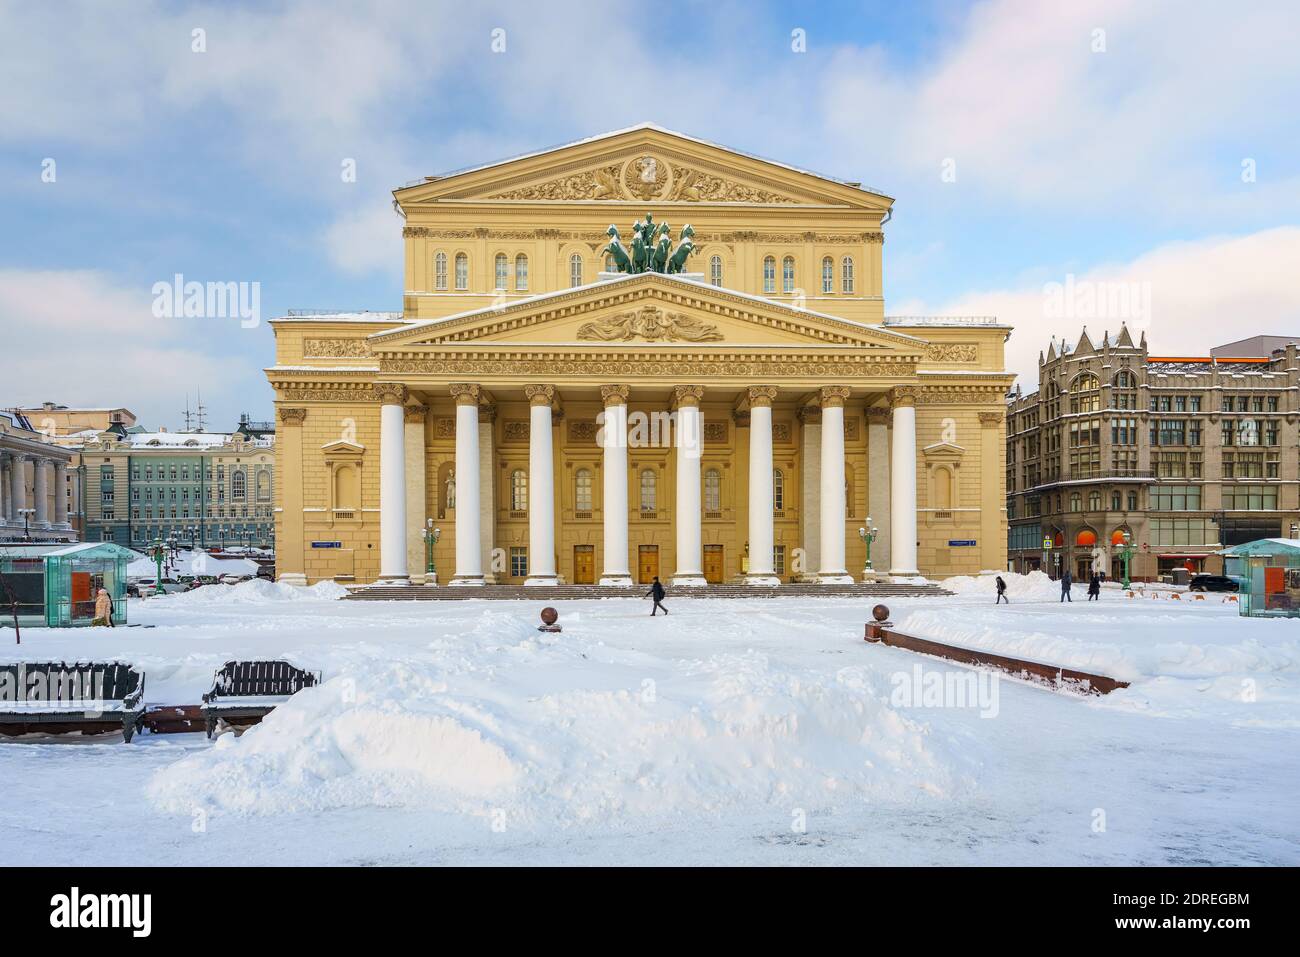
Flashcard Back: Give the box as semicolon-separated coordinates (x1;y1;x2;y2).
364;271;926;346
270;310;404;324
884;316;1009;330
127;431;272;449
403;122;891;199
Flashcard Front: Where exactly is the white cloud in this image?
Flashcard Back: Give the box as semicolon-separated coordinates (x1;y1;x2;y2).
916;227;1300;389
0;269;257;427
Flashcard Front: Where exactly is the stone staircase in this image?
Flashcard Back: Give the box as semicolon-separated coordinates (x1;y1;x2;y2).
344;581;951;601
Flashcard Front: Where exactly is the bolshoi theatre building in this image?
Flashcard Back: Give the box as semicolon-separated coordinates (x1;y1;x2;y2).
267;125;1013;587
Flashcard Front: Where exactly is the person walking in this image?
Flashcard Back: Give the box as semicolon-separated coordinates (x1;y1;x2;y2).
93;588;115;627
1060;568;1073;603
1088;573;1101;601
995;575;1009;604
646;576;668;616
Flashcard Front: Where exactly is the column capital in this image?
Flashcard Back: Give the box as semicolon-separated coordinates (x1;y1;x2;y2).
277;406;306;424
820;386;852;409
797;404;821;424
374;382;408;405
747;385;779;408
890;385;920;409
449;383;481;406
672;384;704;409
525;384;556;407
478;401;497;423
865;405;891;421
979;410;1004;427
404;404;429;423
601;384;630;406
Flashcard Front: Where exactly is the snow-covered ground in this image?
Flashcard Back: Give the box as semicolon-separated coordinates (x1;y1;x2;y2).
0;574;1296;866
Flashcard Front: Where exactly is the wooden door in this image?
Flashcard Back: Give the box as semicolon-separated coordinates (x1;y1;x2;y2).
638;545;659;584
573;546;595;585
703;545;724;584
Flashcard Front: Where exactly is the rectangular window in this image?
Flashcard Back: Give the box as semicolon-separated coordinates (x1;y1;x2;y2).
1150;485;1201;510
1223;484;1277;510
510;547;528;578
773;545;785;576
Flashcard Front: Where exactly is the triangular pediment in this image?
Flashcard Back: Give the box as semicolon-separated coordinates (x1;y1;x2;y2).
395;124;891;211
368;274;924;354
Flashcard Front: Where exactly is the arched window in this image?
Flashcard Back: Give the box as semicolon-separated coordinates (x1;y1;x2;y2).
841;256;855;293
231;470;246;501
639;469;657;513
604;254;616;273
1127;491;1139;510
934;467;952;510
515;253;528;291
781;256;795;294
569;253;583;288
454;253;468;290
510;469;527;512
494;254;508;291
762;256;776;293
709;255;723;287
434;251;448;291
821;256;833;294
1069;373;1100;413
704;468;721;514
772;468;785;512
1070;492;1082;511
1111;491;1122;511
1114;370;1135;388
1088;490;1102;511
575;468;592;513
256;471;270;501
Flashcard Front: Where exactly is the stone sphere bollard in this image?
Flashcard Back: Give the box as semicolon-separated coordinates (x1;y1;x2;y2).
865;603;891;642
538;606;562;633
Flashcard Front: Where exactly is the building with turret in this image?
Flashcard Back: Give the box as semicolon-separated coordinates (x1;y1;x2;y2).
1006;327;1300;581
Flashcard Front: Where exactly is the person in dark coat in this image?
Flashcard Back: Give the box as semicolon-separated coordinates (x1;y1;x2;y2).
646;576;668;616
1060;569;1073;602
995;575;1009;604
1087;573;1102;601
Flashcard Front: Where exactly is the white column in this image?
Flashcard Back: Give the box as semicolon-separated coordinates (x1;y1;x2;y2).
33;457;50;526
672;385;706;586
450;384;484;585
600;385;633;586
747;386;780;585
377;384;409;583
889;387;920;578
0;455;9;520
867;406;892;575
818;387;854;583
10;455;27;526
477;404;496;583
525;384;557;585
54;460;68;525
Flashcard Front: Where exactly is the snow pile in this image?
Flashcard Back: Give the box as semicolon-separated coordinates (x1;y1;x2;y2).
940;570;1061;602
166;578;348;604
895;606;1300;683
148;633;963;825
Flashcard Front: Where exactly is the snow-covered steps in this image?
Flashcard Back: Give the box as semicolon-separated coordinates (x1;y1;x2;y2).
343;582;952;601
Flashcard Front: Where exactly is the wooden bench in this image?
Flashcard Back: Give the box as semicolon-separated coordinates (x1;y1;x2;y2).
0;662;146;742
200;660;321;738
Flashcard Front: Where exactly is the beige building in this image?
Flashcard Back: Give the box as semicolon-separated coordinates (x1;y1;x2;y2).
267;125;1013;586
0;411;78;543
1006;327;1300;581
11;402;137;444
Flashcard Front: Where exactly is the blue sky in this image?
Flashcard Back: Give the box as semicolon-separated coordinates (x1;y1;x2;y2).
2;0;1298;428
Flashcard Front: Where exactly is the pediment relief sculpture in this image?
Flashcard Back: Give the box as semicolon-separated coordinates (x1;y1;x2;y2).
486;153;802;204
576;305;724;343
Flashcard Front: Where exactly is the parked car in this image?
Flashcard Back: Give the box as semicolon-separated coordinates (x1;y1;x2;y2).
132;577;187;598
1189;574;1239;593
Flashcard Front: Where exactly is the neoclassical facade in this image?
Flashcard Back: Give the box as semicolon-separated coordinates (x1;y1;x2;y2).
267;125;1012;586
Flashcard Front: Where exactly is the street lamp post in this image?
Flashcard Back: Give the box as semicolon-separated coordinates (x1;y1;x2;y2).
17;508;35;543
423;520;441;584
1118;531;1136;589
858;520;879;581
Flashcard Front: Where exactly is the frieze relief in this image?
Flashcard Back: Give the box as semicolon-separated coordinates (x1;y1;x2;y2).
403;226;881;244
922;343;979;363
380;355;915;378
303;338;371;359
